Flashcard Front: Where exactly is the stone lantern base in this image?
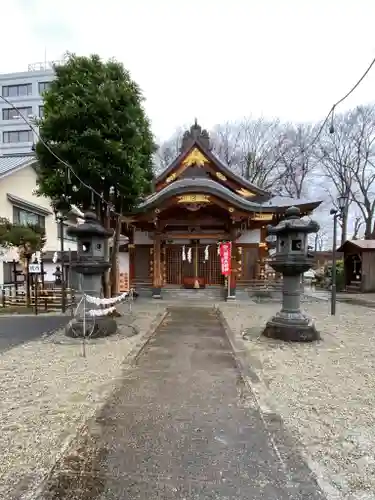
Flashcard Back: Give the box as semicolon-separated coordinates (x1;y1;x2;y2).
66;316;118;339
262;311;320;342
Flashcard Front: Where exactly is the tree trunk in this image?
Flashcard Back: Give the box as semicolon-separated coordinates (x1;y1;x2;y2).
110;216;121;296
101;209;111;298
371;219;375;239
364;217;373;240
340;209;348;245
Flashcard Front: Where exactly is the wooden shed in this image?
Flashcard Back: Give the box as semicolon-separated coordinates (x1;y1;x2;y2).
337;240;375;293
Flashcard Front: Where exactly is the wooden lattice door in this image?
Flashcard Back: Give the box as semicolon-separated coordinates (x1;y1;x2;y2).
165;245;183;284
240;247;258;282
198;244;223;285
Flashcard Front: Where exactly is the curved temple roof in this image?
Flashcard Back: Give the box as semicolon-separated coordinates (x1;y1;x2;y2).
137;178;321;213
155;121;269;197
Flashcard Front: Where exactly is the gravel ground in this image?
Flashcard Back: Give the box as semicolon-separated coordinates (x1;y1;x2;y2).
0;301;166;500
219;300;375;500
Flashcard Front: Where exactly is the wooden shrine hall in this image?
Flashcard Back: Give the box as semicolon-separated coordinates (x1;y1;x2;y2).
122;121;321;299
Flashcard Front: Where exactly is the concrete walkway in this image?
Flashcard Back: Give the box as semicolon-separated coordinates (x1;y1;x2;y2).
42;307;326;499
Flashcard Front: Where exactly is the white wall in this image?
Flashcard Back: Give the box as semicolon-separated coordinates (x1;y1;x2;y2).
236;229;261;244
0;165;78;284
43;262;57;281
0;165;77;254
134;231;153;244
119;252;129;274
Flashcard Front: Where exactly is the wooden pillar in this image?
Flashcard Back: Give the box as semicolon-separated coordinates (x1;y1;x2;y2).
162;246;167;286
237;246;243;283
128;228;135;288
152;232;162;299
227;227;237;300
258;226;268;280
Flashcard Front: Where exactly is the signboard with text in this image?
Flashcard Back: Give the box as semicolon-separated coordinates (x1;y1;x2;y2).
28;263;41;274
219;242;232;276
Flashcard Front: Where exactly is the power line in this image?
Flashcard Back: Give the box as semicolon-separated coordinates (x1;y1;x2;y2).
1;51;375;206
0;94;122;217
303;53;375;154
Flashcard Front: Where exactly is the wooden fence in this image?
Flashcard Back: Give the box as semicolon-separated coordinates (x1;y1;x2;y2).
0;282;75;311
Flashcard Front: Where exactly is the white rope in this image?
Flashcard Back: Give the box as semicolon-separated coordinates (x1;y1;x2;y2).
87;306;116;317
85;290;129;306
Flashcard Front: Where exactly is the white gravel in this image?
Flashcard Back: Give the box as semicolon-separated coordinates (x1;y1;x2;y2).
0;302;165;500
220;300;375;500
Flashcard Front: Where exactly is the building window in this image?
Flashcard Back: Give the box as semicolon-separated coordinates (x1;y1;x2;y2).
2;262;24;284
2;107;33;120
3;130;33;143
38;81;51;94
2;83;32;98
39;105;44;118
13;207;45;229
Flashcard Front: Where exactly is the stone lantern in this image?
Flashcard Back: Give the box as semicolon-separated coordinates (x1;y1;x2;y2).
53;266;62;286
262;206;320;342
65;208;117;338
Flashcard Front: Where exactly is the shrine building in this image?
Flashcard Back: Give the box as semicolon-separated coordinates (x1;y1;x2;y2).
120;121;322;299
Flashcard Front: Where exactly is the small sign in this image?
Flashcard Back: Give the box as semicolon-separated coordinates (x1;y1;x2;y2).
219;242;232;276
29;263;41;274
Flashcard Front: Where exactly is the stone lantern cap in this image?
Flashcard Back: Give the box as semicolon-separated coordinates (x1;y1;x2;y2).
267;206;319;236
67;209;113;239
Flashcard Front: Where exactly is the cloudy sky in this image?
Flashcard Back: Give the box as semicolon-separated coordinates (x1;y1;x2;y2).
3;0;375;141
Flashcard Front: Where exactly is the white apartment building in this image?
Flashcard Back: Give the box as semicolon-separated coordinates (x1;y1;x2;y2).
0;154;80;286
0;61;59;155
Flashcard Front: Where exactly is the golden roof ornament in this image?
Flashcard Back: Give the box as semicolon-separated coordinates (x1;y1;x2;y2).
166;172;177;183
216;172;227;181
237;188;256;198
182;148;208;167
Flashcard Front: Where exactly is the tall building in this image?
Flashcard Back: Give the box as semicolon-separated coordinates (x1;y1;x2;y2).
0;61;60;155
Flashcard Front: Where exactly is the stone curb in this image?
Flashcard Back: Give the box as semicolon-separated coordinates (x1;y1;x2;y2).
122;309;169;366
0;312;68;318
45;317;140;345
304;292;375;309
214;307;274;412
215;305;343;500
21;308;169;500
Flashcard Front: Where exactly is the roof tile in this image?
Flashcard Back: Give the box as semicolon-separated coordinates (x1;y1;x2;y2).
0;154;36;177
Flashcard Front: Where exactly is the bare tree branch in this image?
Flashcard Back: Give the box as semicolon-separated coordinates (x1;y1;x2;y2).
352;216;364;240
319;105;375;240
313;229;328;251
273;123;319;198
154;127;185;173
211;117;284;189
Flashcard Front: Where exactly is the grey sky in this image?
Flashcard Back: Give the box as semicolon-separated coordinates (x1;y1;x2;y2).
3;0;375;142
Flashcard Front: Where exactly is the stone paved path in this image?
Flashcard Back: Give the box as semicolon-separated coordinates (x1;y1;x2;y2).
42;307;326;499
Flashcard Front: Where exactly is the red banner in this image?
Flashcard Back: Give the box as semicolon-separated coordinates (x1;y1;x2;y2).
219;242;232;276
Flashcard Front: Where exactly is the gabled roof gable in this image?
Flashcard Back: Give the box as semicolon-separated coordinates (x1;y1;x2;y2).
155;138;269;199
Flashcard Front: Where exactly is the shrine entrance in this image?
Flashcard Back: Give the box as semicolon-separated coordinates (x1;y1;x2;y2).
123;120;322;299
165;242;224;287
